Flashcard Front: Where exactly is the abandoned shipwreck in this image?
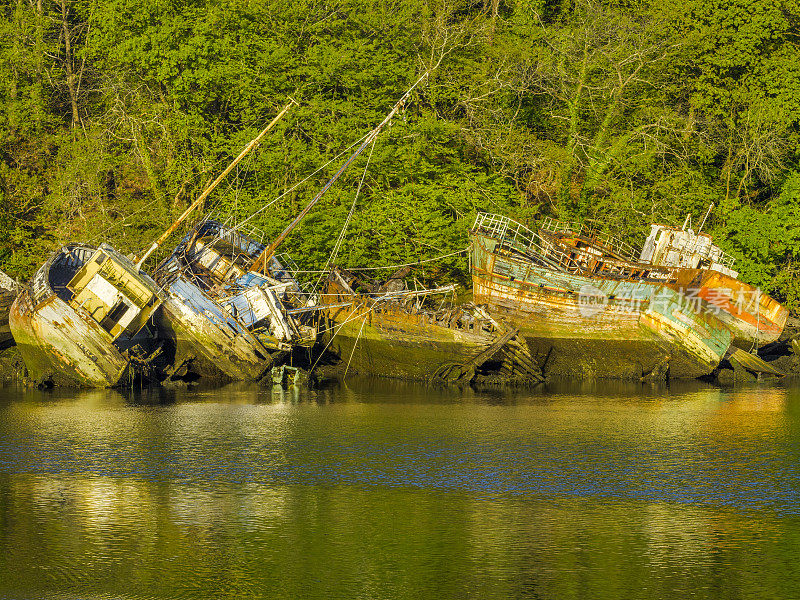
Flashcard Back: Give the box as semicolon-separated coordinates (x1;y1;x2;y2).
319;267;542;386
469;211;787;380
153;218;316;381
9;244;163;387
0;74;789;387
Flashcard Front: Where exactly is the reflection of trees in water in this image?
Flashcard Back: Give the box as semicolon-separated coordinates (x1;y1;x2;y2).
0;382;799;597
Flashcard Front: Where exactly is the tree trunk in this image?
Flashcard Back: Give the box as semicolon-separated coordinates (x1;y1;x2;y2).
560;46;589;217
60;0;79;127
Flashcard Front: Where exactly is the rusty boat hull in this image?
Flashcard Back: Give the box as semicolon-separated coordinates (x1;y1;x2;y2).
10;288;131;387
667;269;787;348
321;300;496;381
470;227;733;380
154;219;312;382
8;244;163;387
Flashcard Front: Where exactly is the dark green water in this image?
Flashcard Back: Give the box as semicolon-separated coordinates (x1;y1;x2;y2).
1;379;800;599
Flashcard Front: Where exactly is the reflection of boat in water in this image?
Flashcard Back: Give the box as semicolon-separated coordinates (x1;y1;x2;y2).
9;243;163;387
319;267;543;385
0;268;18;348
153;219;315;381
470;213;735;380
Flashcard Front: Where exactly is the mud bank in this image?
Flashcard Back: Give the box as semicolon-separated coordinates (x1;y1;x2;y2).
0;347;29;384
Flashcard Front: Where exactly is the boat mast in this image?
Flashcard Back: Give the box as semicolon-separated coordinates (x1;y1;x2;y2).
697;203;714;234
251;72;428;273
135;99;297;269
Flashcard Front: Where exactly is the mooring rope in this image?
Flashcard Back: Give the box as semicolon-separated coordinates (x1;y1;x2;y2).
309;302;376;372
343;310;370;378
321;136;377;276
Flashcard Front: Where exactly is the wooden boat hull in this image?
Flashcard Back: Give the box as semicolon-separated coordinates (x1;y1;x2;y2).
322;302;495;381
668;269;788;347
471;233;733;380
158;276;274;381
9;288;130;387
8;243;164;387
0;288;15;348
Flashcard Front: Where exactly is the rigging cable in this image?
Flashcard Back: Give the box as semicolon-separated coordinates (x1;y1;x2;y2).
312;134;378;295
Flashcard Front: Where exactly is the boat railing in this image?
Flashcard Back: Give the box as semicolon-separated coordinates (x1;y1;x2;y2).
472;213;583;273
206;212;268;245
540;216;640;261
540;216;582;236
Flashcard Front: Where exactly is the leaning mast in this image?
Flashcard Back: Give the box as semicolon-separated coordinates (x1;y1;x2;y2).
251;73;428;273
136;99;296;268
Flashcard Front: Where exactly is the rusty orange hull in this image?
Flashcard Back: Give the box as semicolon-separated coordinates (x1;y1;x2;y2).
470;232;733;380
669;270;788;347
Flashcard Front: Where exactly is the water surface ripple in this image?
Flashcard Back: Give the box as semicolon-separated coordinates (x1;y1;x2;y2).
0;379;799;599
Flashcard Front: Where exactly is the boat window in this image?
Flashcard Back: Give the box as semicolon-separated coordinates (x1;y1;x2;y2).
100;299;129;333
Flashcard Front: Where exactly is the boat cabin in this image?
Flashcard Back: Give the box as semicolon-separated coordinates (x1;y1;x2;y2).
64;244;161;340
639;225;738;278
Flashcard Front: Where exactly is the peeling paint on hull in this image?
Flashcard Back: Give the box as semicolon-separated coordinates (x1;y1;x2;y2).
470;232;733;380
667;270;788;347
159;276;273;381
8;244;164;388
9;289;130;387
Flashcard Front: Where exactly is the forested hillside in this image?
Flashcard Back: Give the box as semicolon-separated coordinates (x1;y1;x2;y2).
2;0;799;309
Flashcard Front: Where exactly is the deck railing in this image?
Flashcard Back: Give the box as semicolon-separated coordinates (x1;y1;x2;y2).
539;216;640;261
471;213;583;273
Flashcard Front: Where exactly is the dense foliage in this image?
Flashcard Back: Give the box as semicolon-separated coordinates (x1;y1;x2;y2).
1;0;798;308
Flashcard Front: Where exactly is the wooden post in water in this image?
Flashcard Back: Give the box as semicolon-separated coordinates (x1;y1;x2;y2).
135;99;297;269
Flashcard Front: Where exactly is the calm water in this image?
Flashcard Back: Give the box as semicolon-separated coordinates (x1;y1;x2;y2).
1;378;800;599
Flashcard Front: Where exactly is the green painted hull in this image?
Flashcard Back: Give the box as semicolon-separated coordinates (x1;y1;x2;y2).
470;232;733;379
